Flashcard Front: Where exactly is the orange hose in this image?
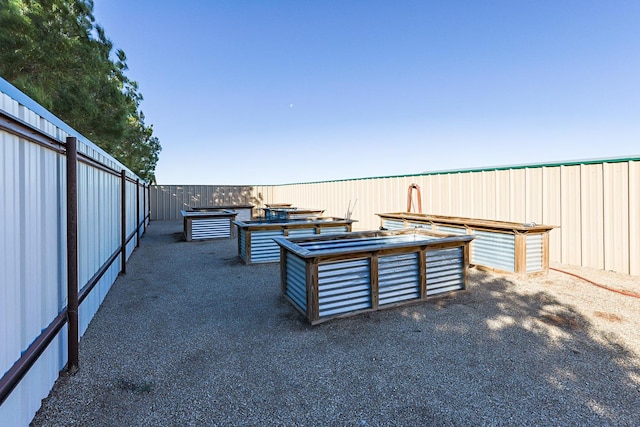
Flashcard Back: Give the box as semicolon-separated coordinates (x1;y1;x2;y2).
550;267;640;299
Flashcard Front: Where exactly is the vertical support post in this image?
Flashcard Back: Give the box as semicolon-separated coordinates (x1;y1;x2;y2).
136;179;140;248
143;183;147;235
542;232;550;274
419;248;427;299
514;232;527;275
370;254;379;310
65;137;79;374
120;169;127;274
244;230;251;264
308;261;319;324
462;242;471;290
280;248;288;294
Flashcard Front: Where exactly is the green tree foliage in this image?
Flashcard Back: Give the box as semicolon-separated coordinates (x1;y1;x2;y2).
0;0;161;182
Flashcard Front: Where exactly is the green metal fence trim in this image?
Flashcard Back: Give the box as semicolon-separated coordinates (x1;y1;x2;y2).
268;155;640;186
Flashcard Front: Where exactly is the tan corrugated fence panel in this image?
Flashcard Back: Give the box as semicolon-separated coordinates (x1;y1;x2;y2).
480;170;497;220
603;162;629;273
525;168;544;223
542;166;562;264
509;169;527;222
495;169;511;221
560;165;582;266
581;164;605;269
151;158;639;276
630;161;640;276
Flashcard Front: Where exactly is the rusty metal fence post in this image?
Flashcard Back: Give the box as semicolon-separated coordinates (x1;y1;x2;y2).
121;169;127;274
136;179;141;247
66;136;79;373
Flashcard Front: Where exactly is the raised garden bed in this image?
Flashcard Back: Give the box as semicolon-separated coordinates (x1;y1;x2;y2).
180;210;238;241
377;212;557;276
273;228;473;324
234;217;355;264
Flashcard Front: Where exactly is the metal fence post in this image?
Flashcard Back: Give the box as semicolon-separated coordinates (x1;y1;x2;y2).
121;169;127;274
66;136;79;373
142;183;147;235
136;179;140;247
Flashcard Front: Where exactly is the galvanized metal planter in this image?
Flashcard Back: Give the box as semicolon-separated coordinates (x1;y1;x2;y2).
262;207;325;220
273;229;473;325
377;212;557;276
180;210;238;241
189;204;254;222
235;217;356;264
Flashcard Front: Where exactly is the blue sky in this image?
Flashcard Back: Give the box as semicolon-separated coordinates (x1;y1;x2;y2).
93;1;640;185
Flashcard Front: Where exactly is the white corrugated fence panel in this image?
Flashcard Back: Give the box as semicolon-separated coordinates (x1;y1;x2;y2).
1;77;146;426
0;132;66;427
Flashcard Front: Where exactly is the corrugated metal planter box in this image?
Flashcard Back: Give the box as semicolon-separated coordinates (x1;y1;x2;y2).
190;204;254;222
235;217;355;264
273;229;473;325
180;210;238;241
189;205;254;235
377;212;557;276
262;207;325;220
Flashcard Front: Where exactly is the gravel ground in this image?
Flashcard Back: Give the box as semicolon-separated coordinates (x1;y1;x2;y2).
31;221;640;426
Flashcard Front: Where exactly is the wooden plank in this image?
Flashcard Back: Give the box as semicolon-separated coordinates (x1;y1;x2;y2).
370;255;379;310
184;217;192;241
245;230;252;265
307;260;319;323
514;232;527;274
378;212;556;232
274;230;473;259
234;217;355;232
462;239;470;290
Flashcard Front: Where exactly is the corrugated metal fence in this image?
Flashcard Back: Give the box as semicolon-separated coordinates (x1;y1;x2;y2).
0;78;149;426
150;185;259;220
151;158;640;277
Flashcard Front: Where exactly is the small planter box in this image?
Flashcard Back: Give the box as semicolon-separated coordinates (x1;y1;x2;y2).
273;229;473;325
189;204;254;222
262;207;325;220
377;212;557;276
234;217;355;264
180;210;238;241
